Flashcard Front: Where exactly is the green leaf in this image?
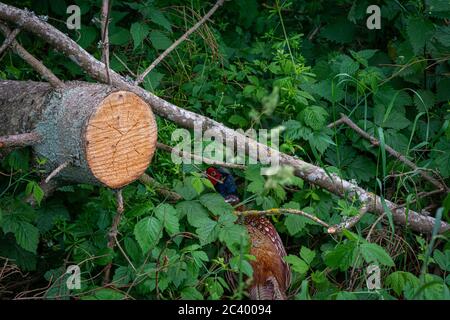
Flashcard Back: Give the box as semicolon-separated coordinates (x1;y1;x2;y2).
386;271;419;296
134;217;163;253
176;200;210;227
285;255;309;275
181;287;203;300
148;10;172;32
300;106;328;131
300;246;316;266
324;241;357;271
2;219;39;254
196;217;218;245
433;249;450;271
83;289;126;300
149;30;172;50
155;204;179;235
130;22;149;49
360;242;395;267
406;17;435;54
199;193;233;216
25;181;44;206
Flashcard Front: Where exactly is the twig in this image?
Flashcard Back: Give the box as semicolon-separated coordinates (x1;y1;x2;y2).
327;205;370;234
157;142;245;170
394;189;445;210
329;113;447;191
44;160;71;183
103;189;124;285
100;0;111;84
237;208;330;229
134;0;226;85
0;23;63;88
0;131;41;148
139;173;182;202
0;25;19;55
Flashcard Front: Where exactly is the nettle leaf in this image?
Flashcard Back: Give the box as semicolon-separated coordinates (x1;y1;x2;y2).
130;22;149;49
433;249;450;271
406;17;435;54
346;156;376;182
155;204;180;235
300;106;328;131
148;10;172;32
282;120;312;140
134;217;163;253
176;200;210;227
431;138;450;178
199;193;233;216
149;30;172;50
324;241;357;271
333;55;359;75
285;255;309;275
413;89;435;112
321;18;356;44
360;242;395;267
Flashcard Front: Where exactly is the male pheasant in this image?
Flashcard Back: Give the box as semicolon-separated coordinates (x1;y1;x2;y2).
205;167;291;300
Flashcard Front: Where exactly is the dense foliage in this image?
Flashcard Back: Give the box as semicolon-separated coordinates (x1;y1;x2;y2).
0;0;449;300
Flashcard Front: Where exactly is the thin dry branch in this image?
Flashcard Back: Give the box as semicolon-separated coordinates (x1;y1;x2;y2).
329;113;446;191
327;205;370;234
103;189;124;285
157;142;246;170
0;23;63;88
100;0;111;84
237;208;330;229
0;3;447;234
44;160;71;183
0;131;41;148
0;25;19;55
134;0;225;85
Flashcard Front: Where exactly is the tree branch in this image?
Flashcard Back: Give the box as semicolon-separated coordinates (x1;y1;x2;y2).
329;113;446;191
44;160;71;183
237;208;330;229
156;142;246;170
139;173;182;202
100;0;111;84
0;23;63;88
103;189;124;285
0;3;448;234
0;25;19;55
0;131;41;148
134;0;225;85
327;205;370;234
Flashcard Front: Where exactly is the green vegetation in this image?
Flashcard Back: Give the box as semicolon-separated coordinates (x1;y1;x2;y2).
0;0;449;300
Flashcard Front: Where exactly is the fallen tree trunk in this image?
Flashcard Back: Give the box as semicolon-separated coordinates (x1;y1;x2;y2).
0;3;448;234
0;80;157;189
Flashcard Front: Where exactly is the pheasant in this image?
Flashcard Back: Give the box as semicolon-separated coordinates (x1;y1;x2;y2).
205;167;291;300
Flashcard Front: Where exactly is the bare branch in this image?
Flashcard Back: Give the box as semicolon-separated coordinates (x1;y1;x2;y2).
330;113;446;191
103;189;124;285
44;160;71;183
100;0;111;84
327;205;370;234
157;142;246;170
0;25;19;55
0;131;41;148
0;23;63;88
134;0;226;85
237;208;330;229
1;2;447;234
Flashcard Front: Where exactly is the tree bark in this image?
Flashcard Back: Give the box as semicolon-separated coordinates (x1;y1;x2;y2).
0;80;157;189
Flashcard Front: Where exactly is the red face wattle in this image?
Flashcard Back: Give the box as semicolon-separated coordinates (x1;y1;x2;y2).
206;167;222;185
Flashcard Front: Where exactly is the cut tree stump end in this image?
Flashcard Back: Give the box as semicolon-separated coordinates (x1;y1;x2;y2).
85;91;157;189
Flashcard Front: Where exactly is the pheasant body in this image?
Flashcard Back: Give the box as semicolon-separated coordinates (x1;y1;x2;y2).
206;167;291;300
